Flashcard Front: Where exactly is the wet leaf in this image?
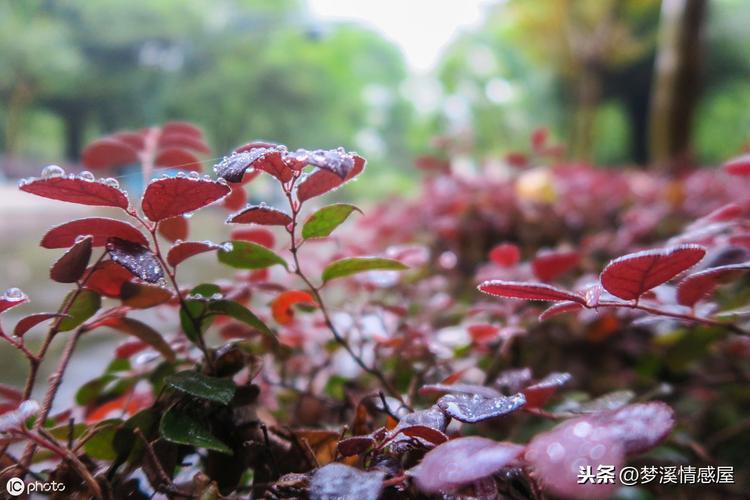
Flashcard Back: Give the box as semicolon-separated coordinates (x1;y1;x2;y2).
309;463;384;500
50;235;92;283
167;240;222;267
437;393;526;423
0;288;28;315
297;154;366;203
217;240;287;270
159;406;231;454
158;215;189;242
20;175;129;208
478;280;585;303
106;238;164;283
410;436;524;494
165;371;235;405
538;301;584;321
321;257;407;283
41;217;148;248
142;177;230;222
522;372;572;408
226;205;292;226
600;245;706;300
208;300;276;341
532;249;579;281
302;203;361;239
84;261;132;297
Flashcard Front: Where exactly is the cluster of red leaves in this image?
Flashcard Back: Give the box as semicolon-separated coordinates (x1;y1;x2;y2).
1;125;749;499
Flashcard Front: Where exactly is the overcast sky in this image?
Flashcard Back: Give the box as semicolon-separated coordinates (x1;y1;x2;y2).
307;0;493;73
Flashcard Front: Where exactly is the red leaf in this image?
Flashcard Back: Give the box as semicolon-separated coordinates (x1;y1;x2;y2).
20;175;129;209
505;152;528;168
724;153;750;176
467;323;500;343
158;133;210;154
523;372;572;408
158;215;189;242
337;435;375;456
0;288;28;314
167;240;222;267
538;301;584;321
697;203;743;224
41;217;148;249
162;121;204;138
419;383;501;398
478;280;585;304
84;261;132;297
394;424;448;446
230;228;275;248
154;148;202;171
81;138;139;170
106;238;164;283
142;177;230;221
532;249;579;281
271;290;316;325
115;340;149;359
297;155;366;203
50;235;93;283
215;146;291;183
222;184;247;211
410;437;524;494
489;243;520;267
227;205;292;226
531;127;548;152
110;131;145;151
120;282;173;308
13;313;66;337
600;245;706;301
676;262;750;307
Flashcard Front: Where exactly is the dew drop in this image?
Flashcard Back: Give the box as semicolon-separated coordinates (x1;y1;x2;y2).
78;170;95;181
184;212;194;219
210;293;223;301
176;171;188;179
188;171;200;180
573;421;592;438
3;287;26;301
103;177;120;188
221;242;234;252
41;165;65;179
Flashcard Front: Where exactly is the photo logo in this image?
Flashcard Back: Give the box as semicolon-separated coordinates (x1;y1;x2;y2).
5;478;24;497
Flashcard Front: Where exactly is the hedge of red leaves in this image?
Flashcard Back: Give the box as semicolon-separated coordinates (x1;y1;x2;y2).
0;124;748;499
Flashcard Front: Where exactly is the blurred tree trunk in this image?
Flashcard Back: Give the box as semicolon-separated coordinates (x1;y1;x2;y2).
62;108;86;161
649;0;707;170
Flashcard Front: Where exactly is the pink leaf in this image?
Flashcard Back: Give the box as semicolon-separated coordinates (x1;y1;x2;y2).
478;280;585;304
600;245;706;301
81;138;139;170
41;217;148;249
676;262;750;307
532;249;579;281
20;176;129;209
539;301;584;321
226;205;293;226
141;177;230;222
166;241;222;267
489;243;521;267
723;153;750;176
410;437;524;494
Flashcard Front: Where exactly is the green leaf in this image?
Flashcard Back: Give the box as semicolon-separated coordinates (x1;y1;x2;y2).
84;419;122;460
302;203;361;239
180;299;211;343
59;289;101;331
75;375;115;406
217;241;288;270
165;371;236;405
321;257;408;283
104;317;176;362
208;300;276;342
160;406;232;454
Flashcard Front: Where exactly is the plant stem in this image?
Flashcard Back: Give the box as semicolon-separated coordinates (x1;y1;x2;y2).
282;184;404;403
